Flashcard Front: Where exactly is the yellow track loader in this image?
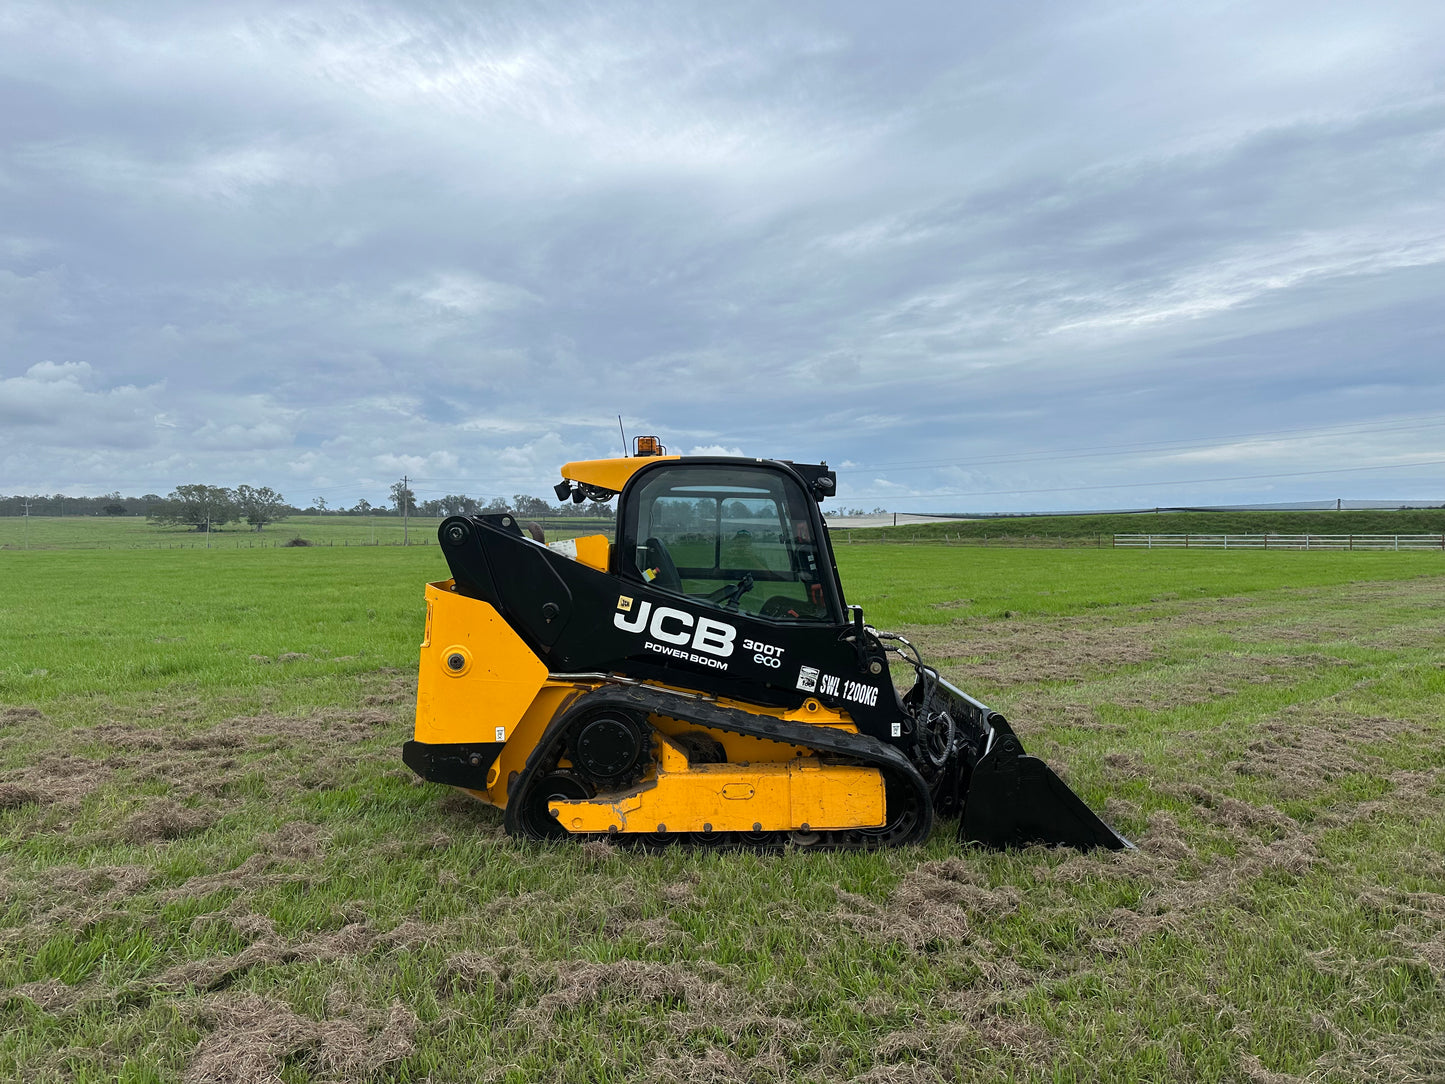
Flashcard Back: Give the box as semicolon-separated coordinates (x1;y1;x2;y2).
404;439;1128;850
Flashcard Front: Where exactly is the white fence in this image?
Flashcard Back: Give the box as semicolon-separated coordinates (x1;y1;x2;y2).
1114;533;1445;551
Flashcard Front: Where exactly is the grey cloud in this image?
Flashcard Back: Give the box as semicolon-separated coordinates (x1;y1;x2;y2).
2;2;1444;509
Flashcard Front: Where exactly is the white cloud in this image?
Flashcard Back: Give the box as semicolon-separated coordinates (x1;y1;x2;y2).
0;362;157;439
402;272;537;316
687;444;746;457
22;359;93;383
189;419;293;451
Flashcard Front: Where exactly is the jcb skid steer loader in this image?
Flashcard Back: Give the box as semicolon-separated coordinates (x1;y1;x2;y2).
404;438;1129;851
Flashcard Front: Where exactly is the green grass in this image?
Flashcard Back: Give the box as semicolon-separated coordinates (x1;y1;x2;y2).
1;545;1443;1081
837;545;1444;626
10;507;1445;554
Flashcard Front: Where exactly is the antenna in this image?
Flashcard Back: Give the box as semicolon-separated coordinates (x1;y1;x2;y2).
618;415;627;456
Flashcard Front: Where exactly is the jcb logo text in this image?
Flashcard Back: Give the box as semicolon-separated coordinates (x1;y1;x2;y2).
614;600;737;658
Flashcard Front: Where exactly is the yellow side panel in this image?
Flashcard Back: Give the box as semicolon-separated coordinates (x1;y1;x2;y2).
572;534;611;572
413;582;549;746
547;534;612;572
551;736;885;833
560;455;680;493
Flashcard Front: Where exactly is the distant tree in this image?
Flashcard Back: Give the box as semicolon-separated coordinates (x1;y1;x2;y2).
103;503;127;516
481;497;510;514
390;481;417;516
727;500;756;519
437;493;477;516
512;493;551;518
352;498;373;514
148;484;239;531
235;485;289;531
313;496;328;512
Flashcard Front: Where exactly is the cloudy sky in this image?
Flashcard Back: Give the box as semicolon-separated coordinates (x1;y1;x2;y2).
2;1;1443;512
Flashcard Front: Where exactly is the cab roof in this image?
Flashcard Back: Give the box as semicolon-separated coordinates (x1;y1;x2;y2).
559;454;835;502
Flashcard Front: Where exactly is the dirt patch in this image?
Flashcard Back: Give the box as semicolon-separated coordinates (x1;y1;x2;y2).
184;992;415;1084
869;1004;1056;1076
260;820;329;860
154;826;328;905
0;781;46;809
174;729;247;751
26;710;404;811
1226;712;1414;802
642;1045;789;1084
0;864;156;945
160;710;397;749
360;674;414;707
1103;653;1356;712
153;922;377;995
0;752;111;815
908;617;1160;685
158;856;294;905
835;859;1021;950
524;958;734;1024
0;705;45;725
1159;784;1297;834
0;978;85;1013
1241;578;1445;651
120;798;218;843
438;950;520;998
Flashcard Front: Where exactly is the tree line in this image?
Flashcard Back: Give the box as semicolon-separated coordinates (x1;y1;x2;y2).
0;486;618;526
381;482;613;520
0;489;893;523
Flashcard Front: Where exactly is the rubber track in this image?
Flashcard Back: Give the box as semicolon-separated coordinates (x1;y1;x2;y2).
503;684;934;849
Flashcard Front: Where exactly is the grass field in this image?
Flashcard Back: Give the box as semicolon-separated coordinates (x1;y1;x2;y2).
2;546;1443;1082
9;507;1445;554
830;508;1445;546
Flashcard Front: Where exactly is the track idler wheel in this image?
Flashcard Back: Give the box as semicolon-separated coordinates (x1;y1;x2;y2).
851;773;927;848
519;771;594;840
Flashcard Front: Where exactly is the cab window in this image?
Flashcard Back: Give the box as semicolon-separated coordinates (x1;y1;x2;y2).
622;466;840;623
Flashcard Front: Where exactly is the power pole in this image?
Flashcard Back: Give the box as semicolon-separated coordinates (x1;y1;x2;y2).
402;474;409;546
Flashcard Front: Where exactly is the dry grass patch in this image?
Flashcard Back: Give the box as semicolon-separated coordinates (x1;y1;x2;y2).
905;616;1161;684
184;992;416;1084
